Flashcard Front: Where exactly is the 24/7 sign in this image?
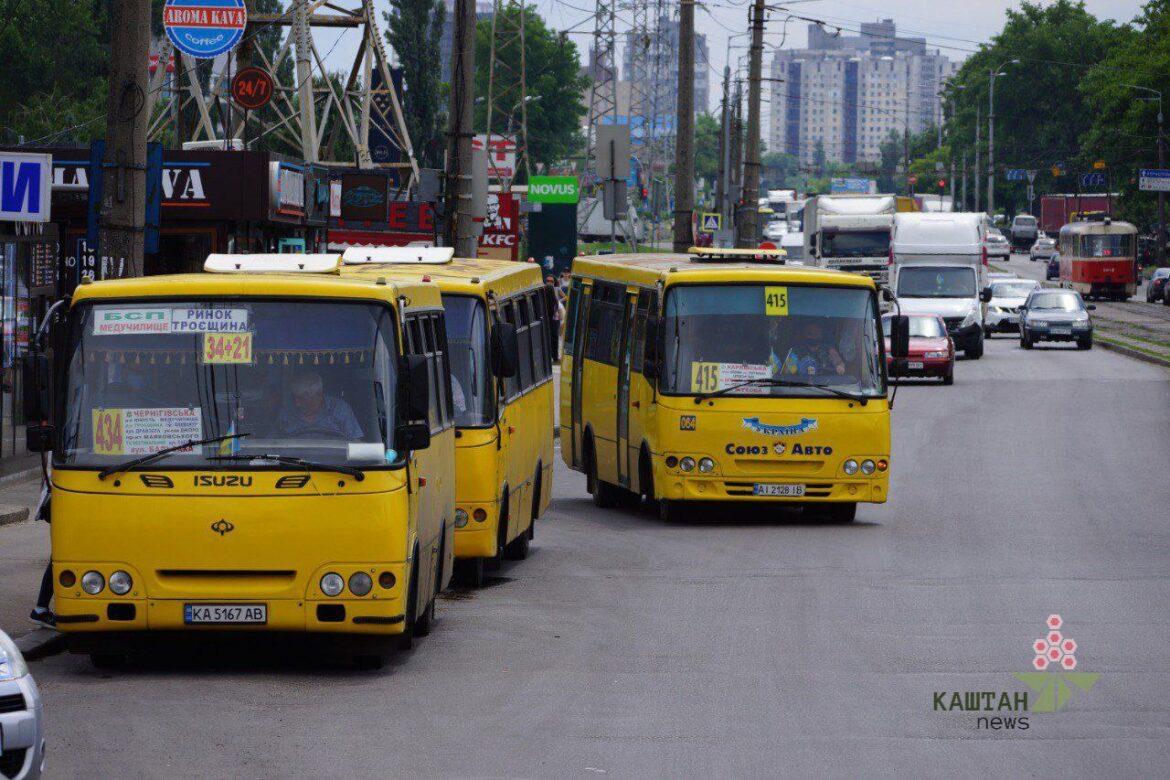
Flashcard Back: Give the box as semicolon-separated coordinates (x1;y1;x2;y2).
164;0;247;59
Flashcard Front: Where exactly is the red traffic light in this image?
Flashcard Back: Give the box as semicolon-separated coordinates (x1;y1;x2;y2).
937;179;946;189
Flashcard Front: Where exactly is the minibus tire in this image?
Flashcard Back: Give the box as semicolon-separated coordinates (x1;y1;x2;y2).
398;557;419;649
589;449;621;508
414;548;439;638
505;496;530;561
529;466;542;540
657;499;674;522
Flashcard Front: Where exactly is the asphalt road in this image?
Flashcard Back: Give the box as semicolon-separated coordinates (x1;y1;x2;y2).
22;338;1170;776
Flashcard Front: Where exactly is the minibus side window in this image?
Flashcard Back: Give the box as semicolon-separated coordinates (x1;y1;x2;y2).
499;301;521;400
415;317;439;432
585;281;622;365
563;277;583;357
525;292;548;381
631;289;655;374
515;295;535;390
424;315;452;429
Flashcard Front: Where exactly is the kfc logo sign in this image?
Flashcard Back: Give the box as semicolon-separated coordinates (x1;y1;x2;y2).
478;193;519;260
472;134;516;179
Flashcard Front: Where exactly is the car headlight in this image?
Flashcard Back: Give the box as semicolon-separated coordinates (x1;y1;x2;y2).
348;572;373;597
109;570;133;596
454;508;468;528
81;570;105;595
679;456;696;472
924;351;948;358
843;459;859;475
1030;319;1048;328
320;572;344;597
860;459;876;475
1074;315;1090;324
961;310;978;328
698;457;715;473
0;631;29;682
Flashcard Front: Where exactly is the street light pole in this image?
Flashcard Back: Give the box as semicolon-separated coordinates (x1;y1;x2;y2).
987;59;1019;219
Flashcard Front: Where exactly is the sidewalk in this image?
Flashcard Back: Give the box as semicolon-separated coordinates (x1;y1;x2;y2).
0;474;50;640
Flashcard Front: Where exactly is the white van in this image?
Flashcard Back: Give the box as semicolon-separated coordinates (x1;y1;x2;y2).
890;212;990;359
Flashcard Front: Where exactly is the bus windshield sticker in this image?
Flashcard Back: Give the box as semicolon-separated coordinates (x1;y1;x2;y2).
764;286;789;316
93;307;250;336
690;362;770;393
92;407;203;456
202;333;254;364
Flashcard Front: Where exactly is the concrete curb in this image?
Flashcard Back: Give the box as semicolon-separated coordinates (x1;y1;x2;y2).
1095;336;1170;369
0;505;29;527
14;627;66;661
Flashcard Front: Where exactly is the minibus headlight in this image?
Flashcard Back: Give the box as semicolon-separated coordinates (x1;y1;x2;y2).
454;508;469;528
59;569;76;588
81;571;105;595
679;457;696;472
860;459;876;475
698;457;715;473
109;570;133;596
843;459;859;475
665;456;679;468
320;572;344;597
348;572;373;597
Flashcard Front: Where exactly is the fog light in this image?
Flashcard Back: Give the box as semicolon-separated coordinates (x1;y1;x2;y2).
109;570;133;596
665;456;678;468
81;570;105;595
378;571;396;589
860;459;876;475
843;459;859;475
59;569;76;588
698;457;715;473
348;572;373;596
320;572;344;597
473;508;488;522
454;508;469;528
876;459;888;472
679;457;696;472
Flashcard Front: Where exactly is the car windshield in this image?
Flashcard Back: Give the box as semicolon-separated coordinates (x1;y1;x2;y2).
441;294;492;427
897;266;976;298
1015;217;1037;226
1081;234;1134;257
59;300;399;468
986;232;1006;242
1028;293;1083;312
992;282;1039;298
1036;239;1054;246
885;315;945;339
660;284;884;397
822;230;890;257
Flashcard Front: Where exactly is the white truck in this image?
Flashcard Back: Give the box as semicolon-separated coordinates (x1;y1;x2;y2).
803;194;897;285
576;197;646;243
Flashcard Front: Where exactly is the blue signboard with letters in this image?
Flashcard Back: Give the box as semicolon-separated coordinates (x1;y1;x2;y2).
0;151;52;222
1079;172;1107;188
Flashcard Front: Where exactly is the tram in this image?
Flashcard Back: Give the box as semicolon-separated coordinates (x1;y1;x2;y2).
1057;218;1137;301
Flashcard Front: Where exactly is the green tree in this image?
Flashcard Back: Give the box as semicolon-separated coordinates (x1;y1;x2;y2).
474;7;589;170
1080;0;1170;230
386;0;446;167
694;113;720;185
943;1;1131;213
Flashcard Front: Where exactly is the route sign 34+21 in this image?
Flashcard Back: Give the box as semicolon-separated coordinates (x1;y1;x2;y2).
163;0;247;60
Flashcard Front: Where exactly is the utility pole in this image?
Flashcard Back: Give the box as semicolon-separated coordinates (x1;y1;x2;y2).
444;0;478;256
736;0;764;248
672;0;696;251
973;104;981;213
987;76;996;217
99;0;151;278
961;150;967;211
1160;106;1166;262
717;65;731;223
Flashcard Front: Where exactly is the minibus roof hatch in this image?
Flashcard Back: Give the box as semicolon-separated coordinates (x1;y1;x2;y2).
342;246;455;265
687;247;786;263
204;254;342;274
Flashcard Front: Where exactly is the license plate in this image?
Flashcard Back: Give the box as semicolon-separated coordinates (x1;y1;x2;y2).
184;603;267;625
907;361;924;369
753;483;805;497
1051;327;1072;335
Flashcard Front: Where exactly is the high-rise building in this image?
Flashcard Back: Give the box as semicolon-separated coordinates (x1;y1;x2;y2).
621;14;711;118
769;20;959;166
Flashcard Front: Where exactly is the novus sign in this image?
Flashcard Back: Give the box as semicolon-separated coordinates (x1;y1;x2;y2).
0;152;52;222
527;176;579;204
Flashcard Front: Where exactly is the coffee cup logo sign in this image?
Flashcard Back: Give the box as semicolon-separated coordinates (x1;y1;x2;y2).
163;0;247;60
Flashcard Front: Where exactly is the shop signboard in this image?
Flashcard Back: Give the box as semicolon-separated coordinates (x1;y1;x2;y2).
478;193;519;261
269;161;306;219
163;0;247;59
0;151;52;222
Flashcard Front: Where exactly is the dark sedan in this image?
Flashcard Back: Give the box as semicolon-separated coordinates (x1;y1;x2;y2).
1146;267;1170;303
1019;289;1095;350
1046;255;1061;281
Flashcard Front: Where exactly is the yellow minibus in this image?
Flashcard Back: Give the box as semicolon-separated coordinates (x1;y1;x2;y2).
560;249;906;522
341;247;555;586
23;254;454;666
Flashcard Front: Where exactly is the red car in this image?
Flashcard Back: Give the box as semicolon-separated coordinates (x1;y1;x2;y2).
883;314;955;385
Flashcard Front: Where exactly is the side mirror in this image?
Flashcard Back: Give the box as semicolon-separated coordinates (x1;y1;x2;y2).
403;354;430;420
979;287;993;303
1086;304;1096;311
395;421;431;451
21;353;51;421
490;322;520;378
888;314;911;359
642;315;661;379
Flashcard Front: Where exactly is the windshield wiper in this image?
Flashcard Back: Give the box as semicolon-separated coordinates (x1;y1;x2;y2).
207;454;365;481
98;433;250;480
694;377;869;405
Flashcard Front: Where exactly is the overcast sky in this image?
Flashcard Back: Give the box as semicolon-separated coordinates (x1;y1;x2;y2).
531;0;1149;112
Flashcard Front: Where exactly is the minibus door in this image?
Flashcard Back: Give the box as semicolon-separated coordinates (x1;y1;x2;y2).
570;281;589;467
616;291;636;487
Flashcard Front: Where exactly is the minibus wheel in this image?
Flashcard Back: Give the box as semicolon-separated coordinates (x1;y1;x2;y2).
414;547;438;637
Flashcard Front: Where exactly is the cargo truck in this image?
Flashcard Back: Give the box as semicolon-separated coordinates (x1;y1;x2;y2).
803;194;897;285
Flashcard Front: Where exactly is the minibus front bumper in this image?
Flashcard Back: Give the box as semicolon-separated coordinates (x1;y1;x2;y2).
655;474;887;504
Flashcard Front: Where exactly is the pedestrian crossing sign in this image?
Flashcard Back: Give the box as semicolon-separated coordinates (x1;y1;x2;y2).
700;212;721;232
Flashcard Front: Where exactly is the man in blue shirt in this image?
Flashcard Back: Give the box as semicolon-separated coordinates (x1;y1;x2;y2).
282;372;364;440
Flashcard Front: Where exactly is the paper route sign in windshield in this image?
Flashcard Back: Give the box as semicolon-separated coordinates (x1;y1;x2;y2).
93;306;250;336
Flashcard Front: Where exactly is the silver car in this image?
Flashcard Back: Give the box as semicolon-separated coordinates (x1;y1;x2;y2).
984;278;1041;336
985;230;1011;259
0;630;44;779
1030;237;1058;261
